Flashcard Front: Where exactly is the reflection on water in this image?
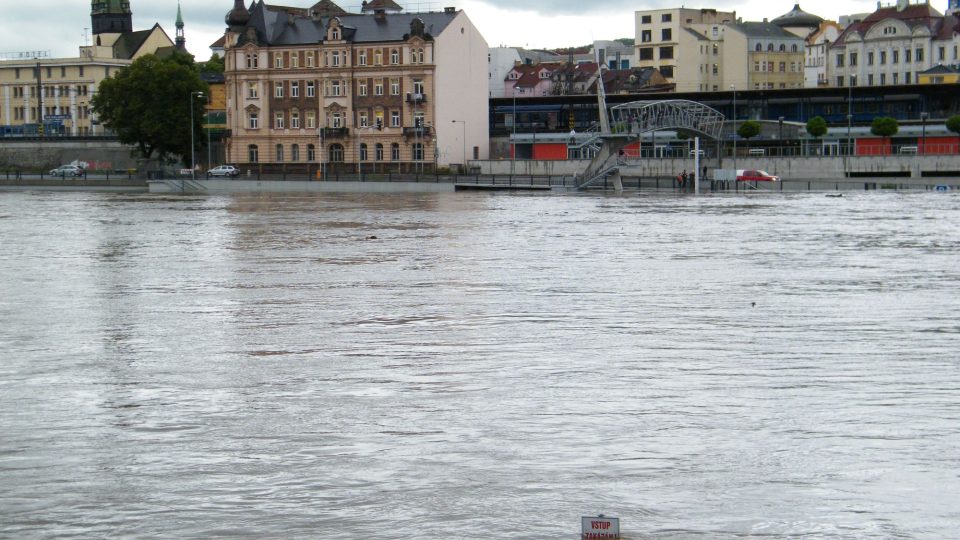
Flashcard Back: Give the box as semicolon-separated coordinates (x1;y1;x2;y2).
1;191;959;538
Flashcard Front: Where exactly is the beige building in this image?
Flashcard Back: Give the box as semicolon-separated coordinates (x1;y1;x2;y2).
634;8;736;90
0;1;178;136
725;22;806;91
221;0;489;173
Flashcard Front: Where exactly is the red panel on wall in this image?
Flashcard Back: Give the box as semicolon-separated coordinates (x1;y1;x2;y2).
920;136;959;155
855;137;891;156
532;143;568;160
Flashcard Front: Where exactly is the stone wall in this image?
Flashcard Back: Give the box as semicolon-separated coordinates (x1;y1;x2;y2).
0;140;139;172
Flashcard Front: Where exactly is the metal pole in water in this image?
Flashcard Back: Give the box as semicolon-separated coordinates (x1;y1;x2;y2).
694;136;700;195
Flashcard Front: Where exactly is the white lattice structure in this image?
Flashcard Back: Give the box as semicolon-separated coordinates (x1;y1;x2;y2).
610;99;725;139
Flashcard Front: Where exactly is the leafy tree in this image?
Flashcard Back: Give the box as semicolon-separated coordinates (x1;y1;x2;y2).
737;120;761;140
946;115;960;153
870;116;899;155
198;53;224;74
92;53;208;163
806;116;828;139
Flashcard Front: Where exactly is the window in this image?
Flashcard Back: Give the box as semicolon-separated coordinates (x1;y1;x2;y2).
779;62;786;72
246;54;258;69
767;43;774;52
375;143;384;161
779;44;786;52
413;79;424;95
756;43;763;52
360;143;368;161
307;81;315;97
374;111;384;129
307;144;316;161
938;47;945;61
880;73;886;85
390;49;400;64
374;79;383;96
836;54;844;67
880;51;886;65
390;78;400;95
641;15;651;23
755;61;761;72
868;74;874;85
413;143;424;160
659;46;674;59
248;112;259;129
906;49;912;63
79;66;84;77
329;144;344;162
892;50;899;64
916;48;924;62
893;72;899;84
275;144;284;162
331;80;341;96
905;72;911;84
248;144;259;162
291;144;300;161
331;112;342;128
374;49;383;65
332;51;340;67
359;111;369;127
306;110;316;128
712;64;718;75
713;43;719;55
275;111;284;129
275;82;284;98
660;65;674;78
306;52;315;67
641;30;651;43
391;143;400;161
867;51;874;66
359;49;367;65
639;48;653;60
791;44;798;52
661;29;672;41
291;110;300;129
331;28;340;40
291;81;299;98
661;13;671;22
359;80;368;96
850;52;858;66
390;110;400;127
291;53;299;68
413;111;424;127
275;53;283;68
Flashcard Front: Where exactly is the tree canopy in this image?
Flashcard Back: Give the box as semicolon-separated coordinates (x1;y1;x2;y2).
737;120;761;140
806;116;827;139
92;52;208;163
946;116;960;136
198;53;224;74
870;116;899;138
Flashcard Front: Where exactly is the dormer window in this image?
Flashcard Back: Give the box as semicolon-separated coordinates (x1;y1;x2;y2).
332;28;340;40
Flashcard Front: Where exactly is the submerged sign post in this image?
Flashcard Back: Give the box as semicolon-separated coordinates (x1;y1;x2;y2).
581;515;620;539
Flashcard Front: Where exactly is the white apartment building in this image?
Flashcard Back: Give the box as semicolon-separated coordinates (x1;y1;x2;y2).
634;8;737;88
488;46;521;98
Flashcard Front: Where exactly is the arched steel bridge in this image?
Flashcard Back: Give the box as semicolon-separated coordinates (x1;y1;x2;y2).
609;99;725;140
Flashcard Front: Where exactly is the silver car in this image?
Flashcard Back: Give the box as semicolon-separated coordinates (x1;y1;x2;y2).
49;165;84;177
207;165;240;178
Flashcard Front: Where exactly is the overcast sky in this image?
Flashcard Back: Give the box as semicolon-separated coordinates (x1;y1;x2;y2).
0;0;894;62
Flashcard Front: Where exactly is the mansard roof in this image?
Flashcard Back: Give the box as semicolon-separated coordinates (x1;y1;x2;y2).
833;2;946;46
235;0;456;46
732;21;806;39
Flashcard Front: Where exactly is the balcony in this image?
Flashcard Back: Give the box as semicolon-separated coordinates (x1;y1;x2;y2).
322;127;349;138
402;126;432;138
406;92;428;104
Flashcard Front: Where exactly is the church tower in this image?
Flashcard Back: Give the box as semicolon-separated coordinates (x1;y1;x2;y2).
91;0;133;35
175;3;186;50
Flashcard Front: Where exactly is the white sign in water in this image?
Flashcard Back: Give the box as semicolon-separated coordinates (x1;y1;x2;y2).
581;515;620;539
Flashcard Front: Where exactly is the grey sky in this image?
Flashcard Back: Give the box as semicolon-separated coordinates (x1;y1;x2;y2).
0;0;888;62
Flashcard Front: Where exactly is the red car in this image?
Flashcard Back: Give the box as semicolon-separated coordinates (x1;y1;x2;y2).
736;169;780;182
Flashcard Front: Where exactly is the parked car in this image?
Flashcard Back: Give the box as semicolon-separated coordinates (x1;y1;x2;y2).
49;165;85;177
737;169;780;182
207;165;240;178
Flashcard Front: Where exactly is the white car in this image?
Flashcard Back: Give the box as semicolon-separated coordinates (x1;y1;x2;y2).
207;165;240;178
49;165;84;177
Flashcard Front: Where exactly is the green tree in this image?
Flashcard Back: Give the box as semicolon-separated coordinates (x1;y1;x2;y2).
737;120;761;140
870;116;899;155
946;115;960;154
806;116;828;139
92;53;207;164
198;53;224;74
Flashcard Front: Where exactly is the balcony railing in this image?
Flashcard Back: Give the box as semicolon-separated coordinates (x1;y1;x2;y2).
402;126;432;138
322;127;349;138
406;92;427;104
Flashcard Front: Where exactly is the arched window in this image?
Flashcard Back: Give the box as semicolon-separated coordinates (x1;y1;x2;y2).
412;143;424;161
779;44;786;52
755;43;762;52
767;43;774;52
791;44;798;52
291;144;300;161
248;144;259;163
307;144;316;162
329;144;344;162
375;143;384;161
391;143;400;161
276;144;284;162
359;143;368;161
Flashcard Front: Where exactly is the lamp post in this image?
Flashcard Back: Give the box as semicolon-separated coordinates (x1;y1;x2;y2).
452;119;466;174
920;111;928;155
730;85;736;173
847;75;855;156
778;116;784;156
189;91;204;180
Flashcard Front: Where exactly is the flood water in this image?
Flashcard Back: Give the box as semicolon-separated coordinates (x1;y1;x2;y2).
1;190;959;539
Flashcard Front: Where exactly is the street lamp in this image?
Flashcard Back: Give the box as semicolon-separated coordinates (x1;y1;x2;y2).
452;119;466;174
778;116;784;156
730;85;736;173
920;111;929;155
189;91;204;180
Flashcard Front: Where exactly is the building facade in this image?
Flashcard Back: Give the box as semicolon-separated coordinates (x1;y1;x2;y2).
221;0;489;172
0;1;177;137
633;8;737;88
829;0;960;87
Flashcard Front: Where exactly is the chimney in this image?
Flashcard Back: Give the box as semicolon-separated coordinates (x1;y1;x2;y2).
444;7;456;13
